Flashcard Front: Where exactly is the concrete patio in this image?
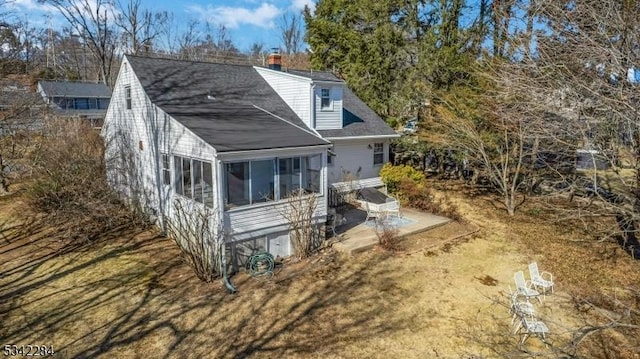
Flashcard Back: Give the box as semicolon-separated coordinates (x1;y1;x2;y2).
331;207;451;255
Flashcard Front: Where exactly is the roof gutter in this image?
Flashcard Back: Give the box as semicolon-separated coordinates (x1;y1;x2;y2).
217;144;332;159
325;134;401;140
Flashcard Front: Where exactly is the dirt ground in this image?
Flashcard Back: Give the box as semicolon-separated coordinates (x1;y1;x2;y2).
1;186;639;358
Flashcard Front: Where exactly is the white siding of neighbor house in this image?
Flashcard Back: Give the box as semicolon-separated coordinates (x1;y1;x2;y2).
101;57;216;229
314;85;343;130
254;67;312;127
219;148;328;242
327;138;390;185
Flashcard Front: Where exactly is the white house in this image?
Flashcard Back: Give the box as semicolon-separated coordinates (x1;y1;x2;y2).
101;54;397;266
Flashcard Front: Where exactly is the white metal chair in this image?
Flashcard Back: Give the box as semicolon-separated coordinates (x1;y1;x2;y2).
364;202;384;222
514;271;542;303
384;197;401;219
508;286;535;333
528;262;554;297
516;313;549;345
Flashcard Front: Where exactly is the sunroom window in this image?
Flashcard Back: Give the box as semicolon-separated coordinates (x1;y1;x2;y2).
225;154;322;208
173;155;214;208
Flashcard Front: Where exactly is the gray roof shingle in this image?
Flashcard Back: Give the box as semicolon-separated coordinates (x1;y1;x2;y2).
286;69;344;83
126;55;329;152
39;81;112;98
317;87;397;138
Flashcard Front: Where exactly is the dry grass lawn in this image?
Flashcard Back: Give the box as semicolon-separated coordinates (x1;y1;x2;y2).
1;185;639;358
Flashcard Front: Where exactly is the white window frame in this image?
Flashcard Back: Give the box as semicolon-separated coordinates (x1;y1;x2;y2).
125;85;132;110
173;155;214;208
224;154;323;209
373;143;384;166
161;153;171;186
320;88;332;111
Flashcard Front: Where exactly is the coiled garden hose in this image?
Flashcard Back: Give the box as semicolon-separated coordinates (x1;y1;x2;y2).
248;252;275;277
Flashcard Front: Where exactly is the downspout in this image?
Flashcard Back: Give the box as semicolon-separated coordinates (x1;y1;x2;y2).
217;158;237;294
310;83;316;130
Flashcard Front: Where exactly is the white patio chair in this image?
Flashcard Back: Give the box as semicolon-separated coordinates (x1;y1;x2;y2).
516;313;549;346
384;197;401;219
529;262;554;297
364;202;385;222
508;286;535;333
514;271;542;303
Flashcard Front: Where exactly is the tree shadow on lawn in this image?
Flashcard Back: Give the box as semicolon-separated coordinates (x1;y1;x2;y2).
0;220;405;358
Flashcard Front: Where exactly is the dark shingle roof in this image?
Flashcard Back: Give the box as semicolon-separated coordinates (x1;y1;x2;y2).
317;87;397;138
126;56;329;152
39;81;112;98
286;69;344;83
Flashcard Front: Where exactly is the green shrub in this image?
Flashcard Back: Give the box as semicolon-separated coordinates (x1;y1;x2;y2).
397;179;464;222
380;163;425;194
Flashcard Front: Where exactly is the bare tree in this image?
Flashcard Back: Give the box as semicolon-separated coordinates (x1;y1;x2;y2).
114;0;168;55
279;13;302;55
0;87;43;193
249;41;266;65
279;188;321;259
177;19;201;61
167;198;226;283
40;0;118;85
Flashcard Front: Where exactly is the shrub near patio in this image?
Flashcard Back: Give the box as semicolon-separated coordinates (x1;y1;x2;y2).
381;164;462;222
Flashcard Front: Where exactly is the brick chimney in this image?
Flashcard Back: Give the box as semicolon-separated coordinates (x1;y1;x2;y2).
268;48;282;71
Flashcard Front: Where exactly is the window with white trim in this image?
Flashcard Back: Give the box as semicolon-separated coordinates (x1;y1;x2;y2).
373;143;384;165
224;154;322;208
125;85;132;110
320;88;331;110
161;154;170;186
173;155;214;208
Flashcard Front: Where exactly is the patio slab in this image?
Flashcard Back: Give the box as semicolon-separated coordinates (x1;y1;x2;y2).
331;208;451;255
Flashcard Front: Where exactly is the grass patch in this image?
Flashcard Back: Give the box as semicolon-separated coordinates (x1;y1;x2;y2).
1;187;639;358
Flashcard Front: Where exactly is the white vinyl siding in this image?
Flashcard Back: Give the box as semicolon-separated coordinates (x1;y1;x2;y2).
102;57;216;227
327;139;390;185
254;67;312;127
314;86;342;130
224;195;327;240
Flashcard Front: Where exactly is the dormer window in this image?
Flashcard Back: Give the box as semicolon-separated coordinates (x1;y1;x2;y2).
321;88;332;111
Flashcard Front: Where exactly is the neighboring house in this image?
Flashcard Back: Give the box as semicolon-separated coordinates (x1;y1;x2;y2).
101;54;397;265
38;80;111;127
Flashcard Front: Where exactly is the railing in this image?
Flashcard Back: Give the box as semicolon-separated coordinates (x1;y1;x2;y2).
328;187;347;208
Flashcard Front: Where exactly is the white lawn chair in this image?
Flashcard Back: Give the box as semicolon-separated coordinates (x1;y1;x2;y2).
508;286;535;333
384;197;401;219
514;271;542;303
516;313;549;346
529;262;554;297
364;202;385;222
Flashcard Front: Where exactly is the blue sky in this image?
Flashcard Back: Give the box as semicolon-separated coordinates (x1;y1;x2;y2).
7;0;315;52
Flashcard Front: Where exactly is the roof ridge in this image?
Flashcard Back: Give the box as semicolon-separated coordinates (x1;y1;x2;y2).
125;54;257;69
